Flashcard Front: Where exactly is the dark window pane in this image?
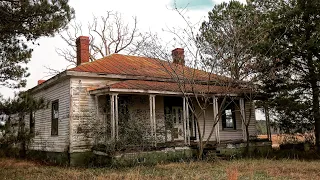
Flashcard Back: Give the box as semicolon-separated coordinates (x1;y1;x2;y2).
178;109;181;124
173;109;176;124
30;112;35;136
221;99;237;130
51;100;59;136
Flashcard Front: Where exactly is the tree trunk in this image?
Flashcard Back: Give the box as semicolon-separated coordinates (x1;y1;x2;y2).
245;125;250;156
198;142;204;160
311;81;320;152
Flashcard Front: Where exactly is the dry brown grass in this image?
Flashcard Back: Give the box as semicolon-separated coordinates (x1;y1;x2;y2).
1;158;320;180
258;134;312;149
226;167;239;180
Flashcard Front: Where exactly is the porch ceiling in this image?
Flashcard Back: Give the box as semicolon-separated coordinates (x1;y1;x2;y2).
89;80;246;96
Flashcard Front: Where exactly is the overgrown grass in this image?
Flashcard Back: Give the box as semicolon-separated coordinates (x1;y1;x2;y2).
1;158;320;179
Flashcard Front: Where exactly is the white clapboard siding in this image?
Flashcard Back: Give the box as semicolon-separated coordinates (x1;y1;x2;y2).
196;100;257;142
218;105;243;141
24;79;71;152
70;77;118;153
194;103;217;142
219;101;257;141
246;101;257;137
155;96;166;143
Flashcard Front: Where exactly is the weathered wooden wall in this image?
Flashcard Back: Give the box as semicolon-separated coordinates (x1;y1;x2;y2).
24;79;70;152
69;77;118;153
197;100;257;142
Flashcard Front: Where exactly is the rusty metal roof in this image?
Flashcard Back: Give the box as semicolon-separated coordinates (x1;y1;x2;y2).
69;54;245;94
68;54;225;82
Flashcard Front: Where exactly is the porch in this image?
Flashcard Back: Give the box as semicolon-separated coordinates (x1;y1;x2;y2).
89;88;255;152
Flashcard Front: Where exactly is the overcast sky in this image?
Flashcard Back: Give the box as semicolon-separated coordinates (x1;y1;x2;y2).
1;0;264;118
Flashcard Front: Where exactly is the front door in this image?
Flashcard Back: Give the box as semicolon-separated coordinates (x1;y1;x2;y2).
172;106;184;140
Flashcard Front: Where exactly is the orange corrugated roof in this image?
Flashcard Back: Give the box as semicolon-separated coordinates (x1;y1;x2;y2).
93;80;243;94
68;54;225;82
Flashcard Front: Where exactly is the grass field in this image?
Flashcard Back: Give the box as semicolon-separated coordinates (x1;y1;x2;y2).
1;158;320;180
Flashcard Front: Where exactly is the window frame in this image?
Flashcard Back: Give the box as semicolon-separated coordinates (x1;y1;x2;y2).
221;100;237;130
51;100;59;136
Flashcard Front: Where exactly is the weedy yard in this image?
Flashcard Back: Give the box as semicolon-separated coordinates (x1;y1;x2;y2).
1;158;320;180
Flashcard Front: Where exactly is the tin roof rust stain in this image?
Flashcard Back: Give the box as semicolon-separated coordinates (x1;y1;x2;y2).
68;54;225;82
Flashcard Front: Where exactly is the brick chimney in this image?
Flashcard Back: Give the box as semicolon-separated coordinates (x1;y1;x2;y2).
172;48;185;65
38;80;45;85
76;36;90;66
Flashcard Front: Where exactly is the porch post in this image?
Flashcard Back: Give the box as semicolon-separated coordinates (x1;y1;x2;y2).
95;95;99;144
213;96;220;143
149;95;156;147
186;98;190;145
183;97;187;145
95;95;99;120
110;94;115;140
153;95;156;147
240;98;247;141
114;94;119;141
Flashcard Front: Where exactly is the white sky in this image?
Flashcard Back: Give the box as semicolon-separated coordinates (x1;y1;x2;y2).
1;0;264;119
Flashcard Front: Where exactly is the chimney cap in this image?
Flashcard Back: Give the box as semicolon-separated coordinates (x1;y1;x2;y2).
172;48;184;52
76;36;90;42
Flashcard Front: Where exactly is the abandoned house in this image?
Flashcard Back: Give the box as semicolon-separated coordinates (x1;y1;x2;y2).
23;36;266;165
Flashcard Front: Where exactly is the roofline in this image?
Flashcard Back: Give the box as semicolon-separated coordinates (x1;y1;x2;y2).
89;87;245;97
26;70;176;94
27;71;69;94
26;69;248;95
66;70;234;86
89;87;188;96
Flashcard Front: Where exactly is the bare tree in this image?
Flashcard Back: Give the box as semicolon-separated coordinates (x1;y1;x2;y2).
48;11;152;75
197;1;276;153
140;1;267;158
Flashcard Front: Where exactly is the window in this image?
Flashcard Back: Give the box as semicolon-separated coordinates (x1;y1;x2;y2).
51;100;59;136
221;101;237;130
30;111;35;136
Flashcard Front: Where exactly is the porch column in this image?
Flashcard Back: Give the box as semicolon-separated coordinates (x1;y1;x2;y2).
213;96;220;143
110;94;119;140
149;95;156;146
95;95;100;120
182;97;190;145
183;97;187;145
115;94;119;140
240;98;247;141
110;94;115;140
186;98;190;145
95;95;100;144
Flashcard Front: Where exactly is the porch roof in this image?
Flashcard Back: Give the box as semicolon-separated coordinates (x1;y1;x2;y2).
89;80;246;96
